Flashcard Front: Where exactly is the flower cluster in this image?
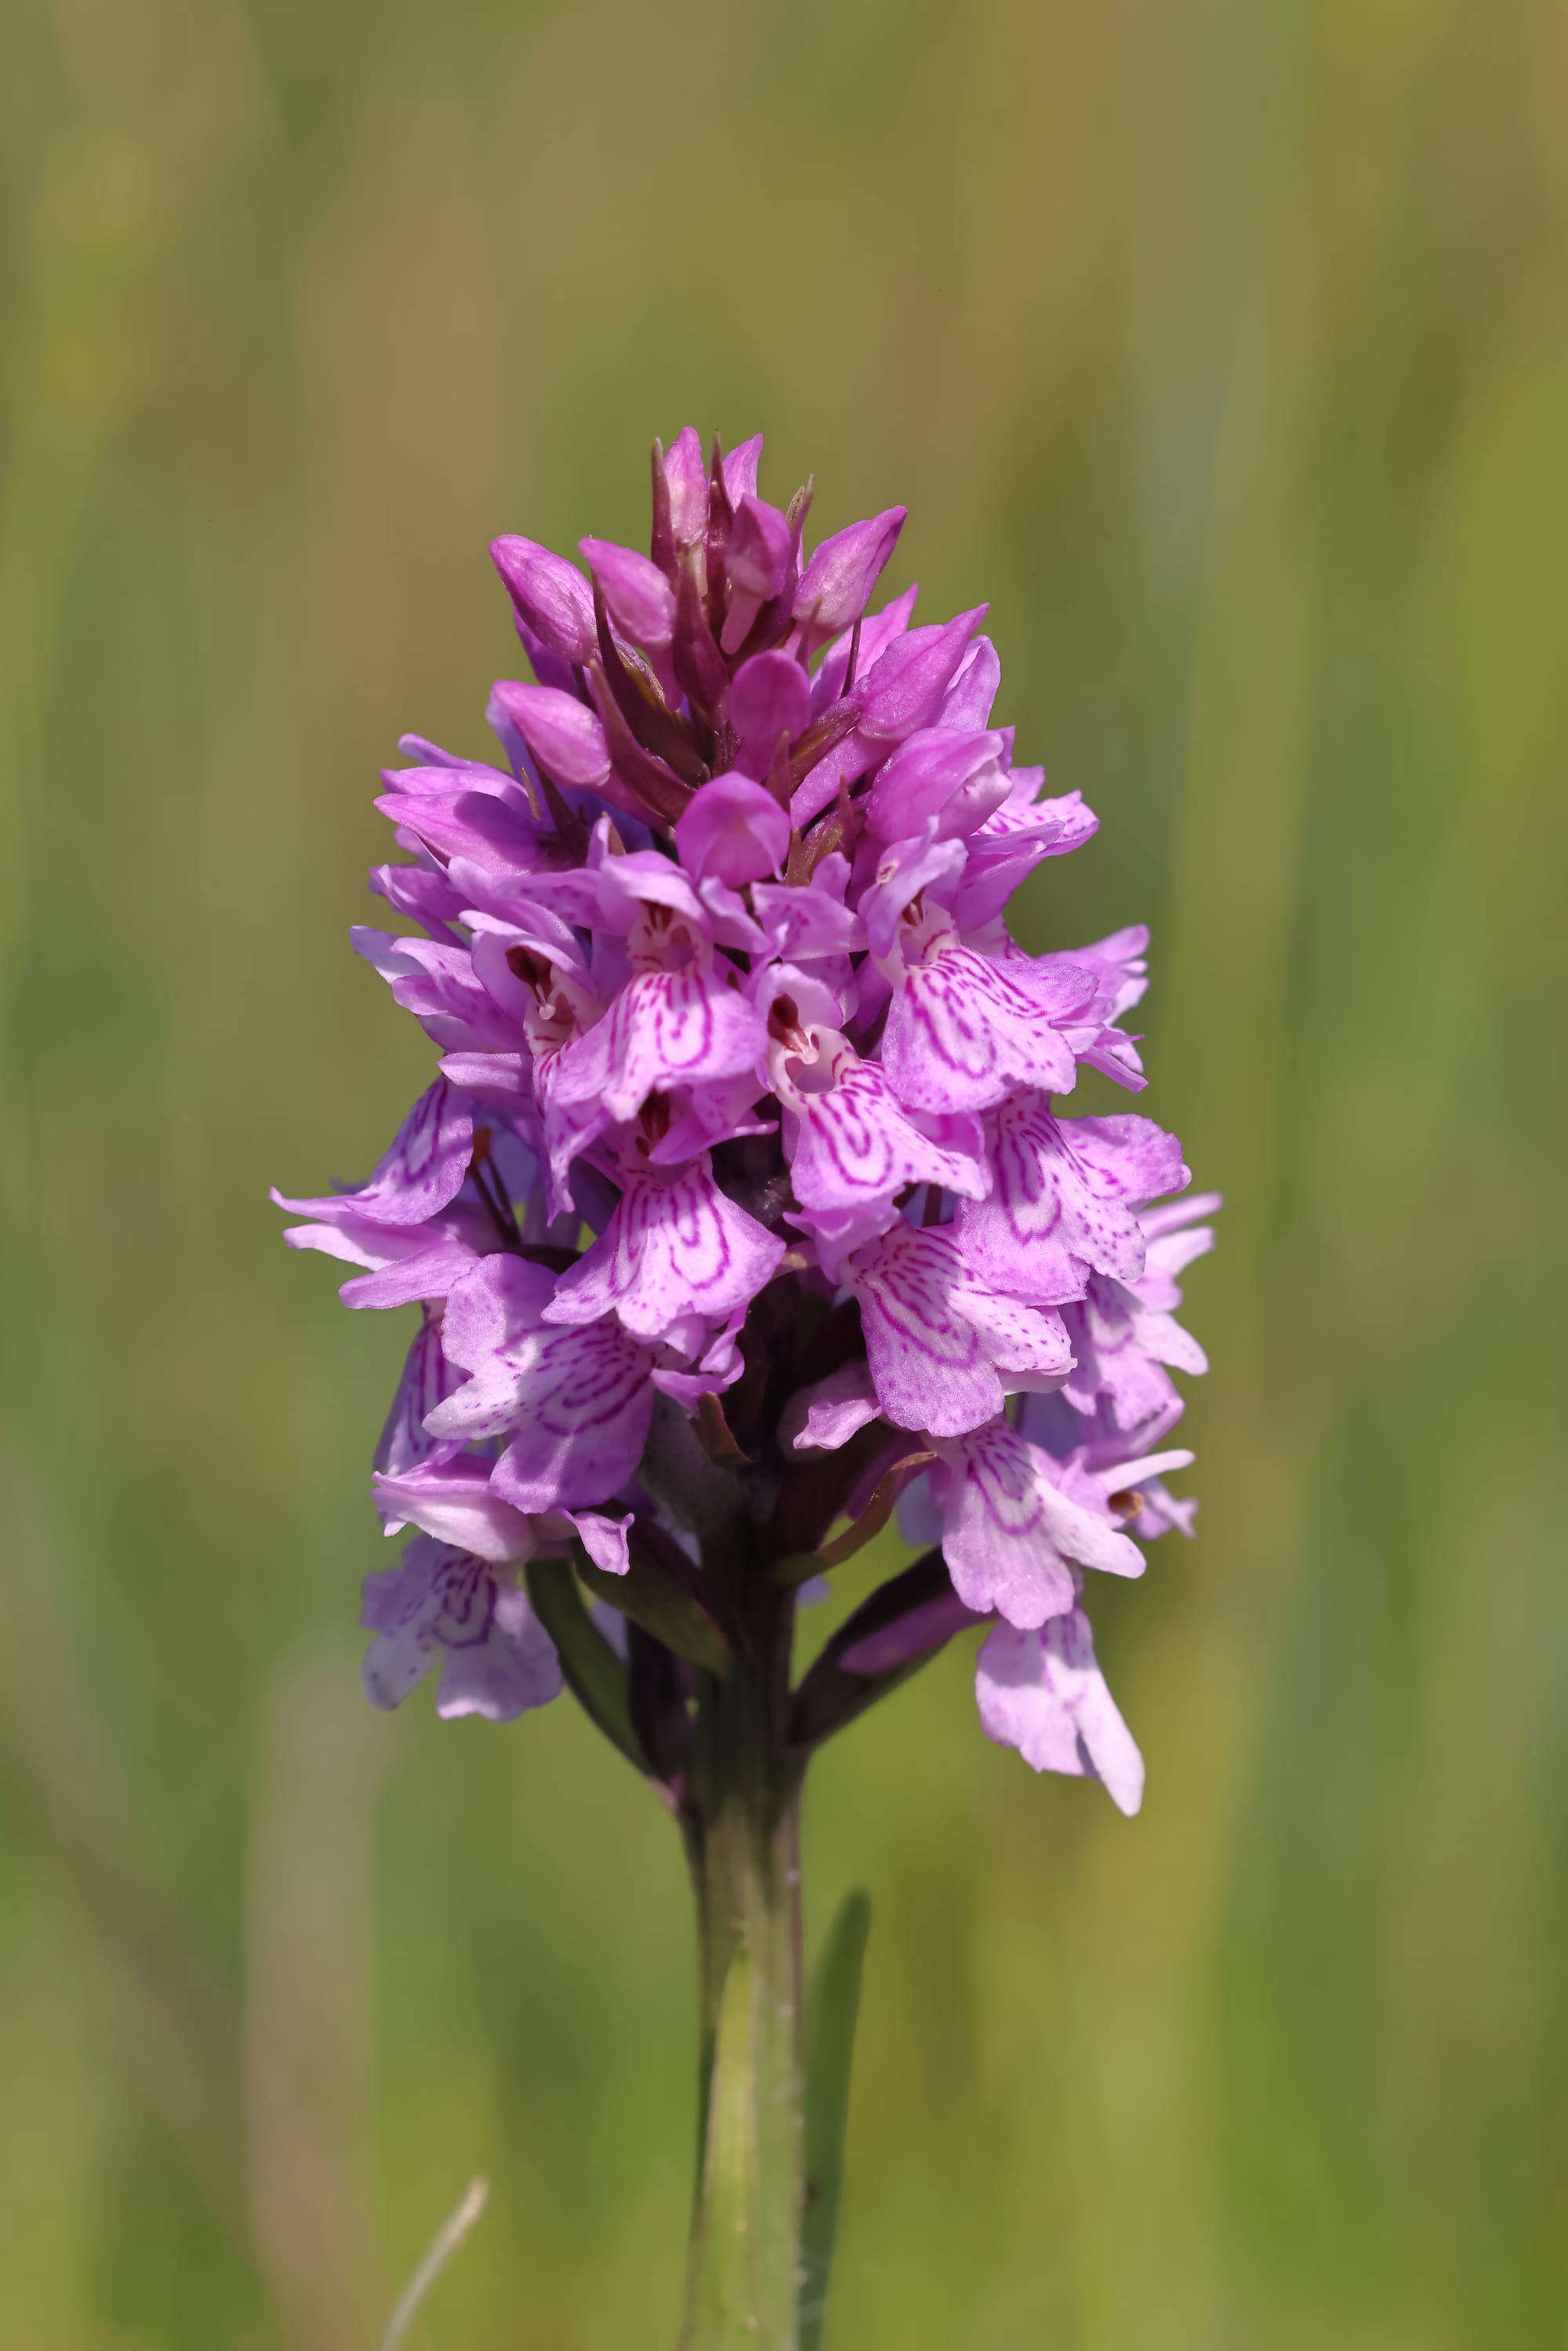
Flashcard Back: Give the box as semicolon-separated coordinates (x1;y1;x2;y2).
275;429;1217;1811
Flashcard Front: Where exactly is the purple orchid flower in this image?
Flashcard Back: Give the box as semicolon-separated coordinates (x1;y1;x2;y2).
975;1609;1145;1815
361;1536;565;1721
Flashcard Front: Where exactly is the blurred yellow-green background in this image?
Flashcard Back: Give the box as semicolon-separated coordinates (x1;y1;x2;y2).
3;1;1566;2345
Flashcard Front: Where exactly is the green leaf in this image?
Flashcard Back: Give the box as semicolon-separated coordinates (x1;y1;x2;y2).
524;1558;646;1770
798;1889;871;2351
576;1547;732;1677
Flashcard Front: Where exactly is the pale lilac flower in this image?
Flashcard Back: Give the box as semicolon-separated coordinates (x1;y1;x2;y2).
542;1156;784;1341
372;1451;633;1569
927;1417;1145;1627
423;1256;657;1513
1059;1193;1219;1428
770;1021;987;1215
361;1537;564;1720
954;1101;1189;1300
550;964;767;1127
976;1610;1145;1815
875;928;1100;1115
847;1220;1073;1436
273;1079;474;1228
375;1314;461;1478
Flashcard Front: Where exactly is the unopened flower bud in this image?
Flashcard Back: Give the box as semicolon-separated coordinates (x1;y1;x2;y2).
722;495;793;653
731;651;811;778
490;537;597;666
856;606;987;746
488;680;611;789
674;771;790;886
579;537;678;651
793;507;906;648
662;426;710;550
720;435;764;504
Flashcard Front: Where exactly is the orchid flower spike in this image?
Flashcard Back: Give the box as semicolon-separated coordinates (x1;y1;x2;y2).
276;430;1218;2351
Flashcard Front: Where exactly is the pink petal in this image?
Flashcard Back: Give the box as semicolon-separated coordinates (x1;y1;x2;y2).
543;1160;784;1341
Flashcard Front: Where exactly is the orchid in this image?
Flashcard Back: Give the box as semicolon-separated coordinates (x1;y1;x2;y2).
275;430;1218;2351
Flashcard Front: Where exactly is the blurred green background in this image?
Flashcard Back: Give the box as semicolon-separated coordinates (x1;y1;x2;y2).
3;0;1566;2345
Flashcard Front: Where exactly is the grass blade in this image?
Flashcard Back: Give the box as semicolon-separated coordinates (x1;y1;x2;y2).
377;2175;489;2351
798;1890;871;2351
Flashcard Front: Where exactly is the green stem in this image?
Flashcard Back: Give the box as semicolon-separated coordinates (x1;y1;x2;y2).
677;1598;805;2351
